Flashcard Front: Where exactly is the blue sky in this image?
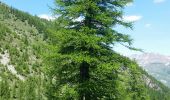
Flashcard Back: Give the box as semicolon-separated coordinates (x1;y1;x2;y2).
1;0;170;56
1;0;55;15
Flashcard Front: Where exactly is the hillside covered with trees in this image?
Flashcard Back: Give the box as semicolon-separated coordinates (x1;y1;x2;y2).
0;0;170;100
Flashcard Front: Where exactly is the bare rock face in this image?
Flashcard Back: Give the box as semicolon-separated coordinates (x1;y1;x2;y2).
0;50;24;80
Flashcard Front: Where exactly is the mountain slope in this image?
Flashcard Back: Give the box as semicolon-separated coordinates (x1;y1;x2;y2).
0;2;48;99
131;53;170;87
0;2;170;100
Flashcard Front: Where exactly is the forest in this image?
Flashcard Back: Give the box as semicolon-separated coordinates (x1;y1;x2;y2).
0;0;170;100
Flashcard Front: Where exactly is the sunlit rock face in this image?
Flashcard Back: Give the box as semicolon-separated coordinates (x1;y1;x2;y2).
0;50;24;80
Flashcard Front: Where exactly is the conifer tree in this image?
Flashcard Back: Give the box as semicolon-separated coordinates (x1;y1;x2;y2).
46;0;149;99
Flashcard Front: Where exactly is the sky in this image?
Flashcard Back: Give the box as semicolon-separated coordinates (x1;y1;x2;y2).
1;0;170;56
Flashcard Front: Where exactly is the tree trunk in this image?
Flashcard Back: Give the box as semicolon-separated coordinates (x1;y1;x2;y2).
79;61;90;100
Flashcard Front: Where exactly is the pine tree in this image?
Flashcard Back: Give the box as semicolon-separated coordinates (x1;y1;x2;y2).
45;0;149;99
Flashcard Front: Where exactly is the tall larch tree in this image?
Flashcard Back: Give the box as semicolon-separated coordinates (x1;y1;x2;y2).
45;0;149;99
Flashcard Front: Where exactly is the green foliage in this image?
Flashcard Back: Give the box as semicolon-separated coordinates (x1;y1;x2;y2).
0;23;11;40
44;0;151;99
0;2;48;100
139;67;170;100
0;1;170;100
0;79;10;99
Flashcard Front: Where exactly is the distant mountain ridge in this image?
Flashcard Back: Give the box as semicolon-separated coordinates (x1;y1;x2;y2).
130;53;170;66
130;53;170;87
